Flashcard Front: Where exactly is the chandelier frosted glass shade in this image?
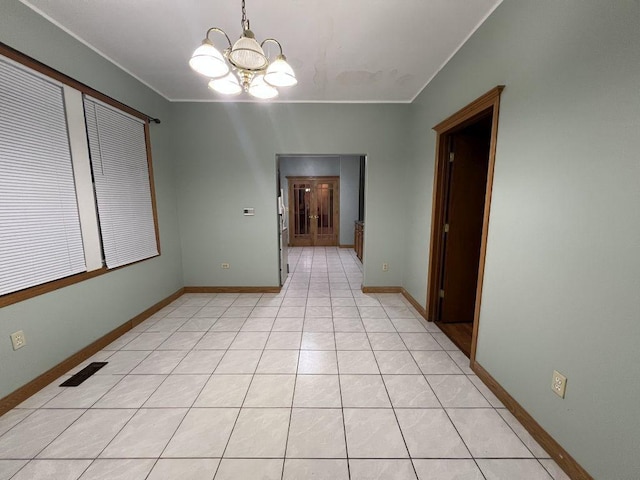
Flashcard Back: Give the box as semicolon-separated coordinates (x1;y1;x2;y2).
248;75;278;99
189;40;229;79
228;31;268;71
264;55;297;87
208;73;242;95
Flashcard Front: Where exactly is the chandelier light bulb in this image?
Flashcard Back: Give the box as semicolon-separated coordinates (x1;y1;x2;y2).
248;74;279;99
189;40;229;79
264;55;297;87
208;73;242;95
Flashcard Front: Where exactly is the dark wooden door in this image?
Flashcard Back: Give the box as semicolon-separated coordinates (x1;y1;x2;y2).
438;131;490;323
288;177;339;246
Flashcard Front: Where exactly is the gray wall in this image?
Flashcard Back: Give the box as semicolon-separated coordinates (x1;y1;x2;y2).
403;1;640;478
0;0;183;400
279;155;360;245
172;103;409;288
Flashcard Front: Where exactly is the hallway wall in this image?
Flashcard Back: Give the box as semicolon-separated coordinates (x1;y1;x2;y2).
0;1;184;400
172;103;409;288
279;155;361;245
339;156;361;246
403;1;640;478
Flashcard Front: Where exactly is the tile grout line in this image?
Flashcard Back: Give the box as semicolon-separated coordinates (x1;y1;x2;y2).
379;292;445;480
356;306;418;476
95;295;239;477
280;245;317;479
278;256;303;480
333;249;353;480
276;254;294;480
151;295;247;477
209;293;277;480
4;300;210;479
380;287;489;479
97;296;230;478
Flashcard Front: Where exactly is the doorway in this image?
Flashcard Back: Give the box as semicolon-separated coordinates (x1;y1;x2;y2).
288;176;340;246
427;86;504;360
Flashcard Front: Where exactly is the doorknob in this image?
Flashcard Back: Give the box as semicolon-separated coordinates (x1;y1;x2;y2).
308;215;319;219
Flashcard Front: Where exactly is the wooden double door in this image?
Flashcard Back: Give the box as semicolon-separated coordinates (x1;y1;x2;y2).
288;176;339;246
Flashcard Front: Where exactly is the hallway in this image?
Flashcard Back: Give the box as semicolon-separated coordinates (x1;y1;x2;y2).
0;247;567;479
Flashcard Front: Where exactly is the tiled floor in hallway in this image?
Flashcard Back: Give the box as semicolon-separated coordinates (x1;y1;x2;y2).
0;247;569;479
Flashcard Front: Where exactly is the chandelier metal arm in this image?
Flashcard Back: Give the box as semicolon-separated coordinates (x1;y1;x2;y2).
260;38;284;57
205;27;233;50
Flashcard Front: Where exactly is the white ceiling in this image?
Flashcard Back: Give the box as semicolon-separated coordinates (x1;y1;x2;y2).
21;0;502;103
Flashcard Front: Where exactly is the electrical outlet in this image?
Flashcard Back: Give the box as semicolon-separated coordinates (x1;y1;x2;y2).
10;331;26;351
552;370;567;398
382;263;389;272
221;263;230;269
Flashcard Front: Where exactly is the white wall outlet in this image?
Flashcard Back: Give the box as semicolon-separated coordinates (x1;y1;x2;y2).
552;370;567;398
221;263;230;269
382;263;389;272
10;330;26;351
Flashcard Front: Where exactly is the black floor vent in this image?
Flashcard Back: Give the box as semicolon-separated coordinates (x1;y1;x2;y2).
60;362;108;387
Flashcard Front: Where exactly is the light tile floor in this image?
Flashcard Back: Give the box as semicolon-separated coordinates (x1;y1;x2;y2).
0;247;570;480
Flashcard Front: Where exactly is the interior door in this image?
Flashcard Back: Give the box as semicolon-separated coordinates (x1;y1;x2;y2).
288;177;339;246
438;131;490;323
313;179;339;246
289;179;313;246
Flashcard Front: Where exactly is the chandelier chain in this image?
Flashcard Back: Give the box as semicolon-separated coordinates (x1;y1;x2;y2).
241;0;250;30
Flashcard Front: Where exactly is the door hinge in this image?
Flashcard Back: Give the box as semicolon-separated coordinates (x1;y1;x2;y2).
444;223;449;233
449;152;454;162
439;289;445;298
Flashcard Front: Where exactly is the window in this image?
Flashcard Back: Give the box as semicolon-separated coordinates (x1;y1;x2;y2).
84;97;159;269
0;45;159;306
0;57;86;296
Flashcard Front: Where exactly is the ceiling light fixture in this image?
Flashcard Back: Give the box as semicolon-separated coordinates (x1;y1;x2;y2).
189;0;297;99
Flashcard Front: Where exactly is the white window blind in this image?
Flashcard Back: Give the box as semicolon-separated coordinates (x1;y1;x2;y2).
0;58;86;296
84;97;158;269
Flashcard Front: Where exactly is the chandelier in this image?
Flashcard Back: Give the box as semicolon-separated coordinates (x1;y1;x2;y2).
189;0;297;99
